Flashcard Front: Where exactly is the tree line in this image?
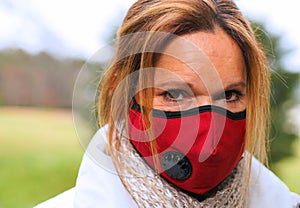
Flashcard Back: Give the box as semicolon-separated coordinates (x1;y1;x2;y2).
0;49;84;108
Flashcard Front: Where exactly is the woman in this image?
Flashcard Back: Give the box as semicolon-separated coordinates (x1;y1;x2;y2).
36;0;300;207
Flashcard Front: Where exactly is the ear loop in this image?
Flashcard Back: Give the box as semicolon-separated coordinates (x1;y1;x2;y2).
131;96;141;111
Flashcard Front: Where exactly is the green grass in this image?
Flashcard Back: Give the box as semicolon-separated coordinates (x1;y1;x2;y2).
272;138;300;194
0;107;84;208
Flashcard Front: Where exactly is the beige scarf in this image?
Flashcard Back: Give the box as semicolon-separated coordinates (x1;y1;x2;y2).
111;135;247;208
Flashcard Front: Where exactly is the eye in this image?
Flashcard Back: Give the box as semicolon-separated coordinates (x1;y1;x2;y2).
225;90;242;102
162;89;187;102
214;90;244;103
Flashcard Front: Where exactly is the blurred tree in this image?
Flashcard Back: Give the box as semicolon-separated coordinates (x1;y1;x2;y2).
252;22;300;164
0;49;84;108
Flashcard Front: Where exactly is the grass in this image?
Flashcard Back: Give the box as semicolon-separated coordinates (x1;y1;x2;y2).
272;138;300;194
0;107;299;208
0;107;84;208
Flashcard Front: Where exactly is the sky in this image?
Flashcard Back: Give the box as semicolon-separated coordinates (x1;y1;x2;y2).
0;0;300;72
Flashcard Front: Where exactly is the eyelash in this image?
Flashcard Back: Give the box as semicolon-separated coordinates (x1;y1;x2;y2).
161;89;189;102
216;90;244;103
160;89;244;103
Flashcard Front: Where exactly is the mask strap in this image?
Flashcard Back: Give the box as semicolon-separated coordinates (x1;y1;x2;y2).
131;96;141;111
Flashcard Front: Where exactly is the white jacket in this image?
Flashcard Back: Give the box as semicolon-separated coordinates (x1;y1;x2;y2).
35;126;300;208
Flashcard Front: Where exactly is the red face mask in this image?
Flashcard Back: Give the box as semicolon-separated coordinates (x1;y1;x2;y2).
128;100;246;197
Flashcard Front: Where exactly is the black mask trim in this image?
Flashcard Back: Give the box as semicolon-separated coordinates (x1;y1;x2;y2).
131;98;246;120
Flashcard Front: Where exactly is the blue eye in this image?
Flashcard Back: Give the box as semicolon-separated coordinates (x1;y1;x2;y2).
224;90;243;102
162;89;186;102
214;90;244;103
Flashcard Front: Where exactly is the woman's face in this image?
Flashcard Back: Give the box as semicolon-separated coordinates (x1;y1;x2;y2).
153;28;247;113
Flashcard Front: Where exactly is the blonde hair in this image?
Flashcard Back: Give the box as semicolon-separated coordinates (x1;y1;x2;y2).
98;0;270;199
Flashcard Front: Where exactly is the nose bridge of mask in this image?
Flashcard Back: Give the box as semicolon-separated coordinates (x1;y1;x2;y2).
198;110;226;162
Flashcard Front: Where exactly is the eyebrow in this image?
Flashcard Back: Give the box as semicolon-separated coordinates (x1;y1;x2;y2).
154;81;193;89
154;80;246;94
223;81;246;90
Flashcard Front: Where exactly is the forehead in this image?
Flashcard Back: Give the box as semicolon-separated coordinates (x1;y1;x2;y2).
154;28;246;90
